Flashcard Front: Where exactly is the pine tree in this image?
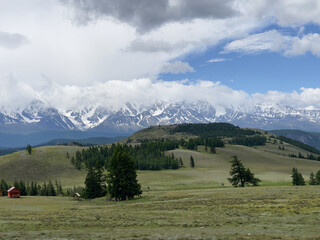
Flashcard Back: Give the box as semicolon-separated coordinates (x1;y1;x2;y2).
26;145;32;155
107;145;142;201
245;168;261;186
0;179;8;194
190;156;195;168
179;157;184;167
228;155;260;187
18;180;27;196
83;162;106;199
228;155;247;187
47;181;56;196
309;172;316;185
210;145;216;154
298;152;304;159
55;180;63;196
83;165;98;199
40;182;48;196
291;168;305;186
30;181;38;196
315;170;320;185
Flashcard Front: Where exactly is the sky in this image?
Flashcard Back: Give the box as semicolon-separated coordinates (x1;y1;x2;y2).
0;0;320;112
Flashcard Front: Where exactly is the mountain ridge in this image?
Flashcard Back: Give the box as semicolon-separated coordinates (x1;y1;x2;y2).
1;99;320;147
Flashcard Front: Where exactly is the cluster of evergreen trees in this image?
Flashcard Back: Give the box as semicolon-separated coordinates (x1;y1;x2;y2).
0;179;63;196
172;123;259;138
229;135;267;147
70;136;228;171
182;137;224;151
83;145;142;201
288;152;320;161
291;168;305;186
309;170;320;185
291;168;320;186
71;140;182;171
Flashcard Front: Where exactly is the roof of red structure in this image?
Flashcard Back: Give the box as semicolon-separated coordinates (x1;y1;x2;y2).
7;187;19;193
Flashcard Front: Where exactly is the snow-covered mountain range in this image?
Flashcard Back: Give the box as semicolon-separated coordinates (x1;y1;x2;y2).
1;99;320;135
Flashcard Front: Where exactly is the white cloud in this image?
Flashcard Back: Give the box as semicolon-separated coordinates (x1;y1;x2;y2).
160;61;195;74
0;0;320;112
1;76;320;115
223;30;320;57
207;58;230;63
252;88;320;110
223;30;291;54
285;33;320;56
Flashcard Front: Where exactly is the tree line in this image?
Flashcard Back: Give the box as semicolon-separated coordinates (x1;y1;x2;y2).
0;179;63;196
71;140;182;171
229;135;267;147
70;137;227;171
288;152;320;161
171;123;259;139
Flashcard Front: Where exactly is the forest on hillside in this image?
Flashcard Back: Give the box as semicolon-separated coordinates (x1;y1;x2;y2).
71;123;267;171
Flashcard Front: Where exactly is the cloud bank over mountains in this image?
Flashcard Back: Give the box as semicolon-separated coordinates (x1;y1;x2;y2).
1;0;320;113
1;77;320;115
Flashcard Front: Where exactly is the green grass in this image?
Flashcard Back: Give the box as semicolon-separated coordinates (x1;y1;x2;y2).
2;140;320;189
1;137;320;238
0;146;86;187
1;186;320;239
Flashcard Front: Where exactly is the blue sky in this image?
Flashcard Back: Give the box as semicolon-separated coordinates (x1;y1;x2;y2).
1;0;320;111
161;49;320;94
161;24;320;94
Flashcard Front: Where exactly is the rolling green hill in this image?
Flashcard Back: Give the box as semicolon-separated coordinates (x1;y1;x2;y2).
0;146;86;187
1;123;320;189
1;124;320;239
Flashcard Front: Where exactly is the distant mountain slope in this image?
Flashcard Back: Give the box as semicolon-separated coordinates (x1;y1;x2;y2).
41;136;125;146
271;129;320;150
0;136;125;156
0;131;127;148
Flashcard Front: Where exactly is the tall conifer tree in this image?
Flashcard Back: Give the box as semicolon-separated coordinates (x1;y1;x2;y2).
107;145;141;201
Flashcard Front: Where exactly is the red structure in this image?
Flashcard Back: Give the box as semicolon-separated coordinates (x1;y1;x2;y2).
7;187;20;198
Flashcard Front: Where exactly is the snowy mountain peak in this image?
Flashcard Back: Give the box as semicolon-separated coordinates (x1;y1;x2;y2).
1;100;320;133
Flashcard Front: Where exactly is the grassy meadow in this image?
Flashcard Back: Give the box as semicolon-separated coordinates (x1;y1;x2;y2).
1;136;320;239
1;186;320;239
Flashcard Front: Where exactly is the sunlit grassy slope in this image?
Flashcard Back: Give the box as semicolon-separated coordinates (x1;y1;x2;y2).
0;146;86;187
1;138;320;189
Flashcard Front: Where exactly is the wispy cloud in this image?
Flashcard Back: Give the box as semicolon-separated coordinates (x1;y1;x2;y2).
160;61;195;74
207;58;230;63
222;30;320;57
222;30;291;54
